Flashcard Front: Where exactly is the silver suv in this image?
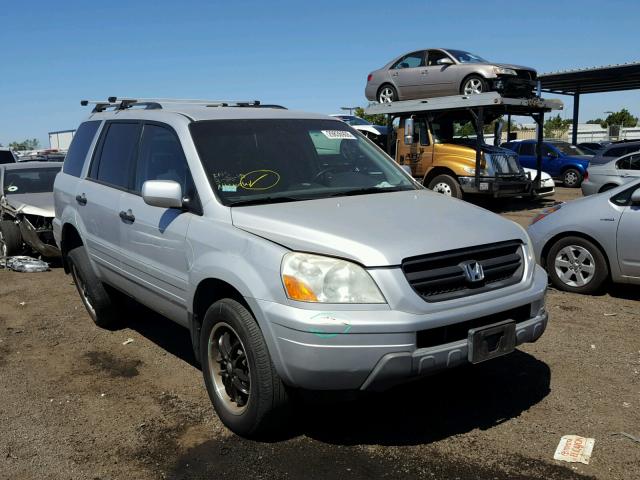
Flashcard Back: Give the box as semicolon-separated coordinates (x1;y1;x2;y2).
53;97;549;437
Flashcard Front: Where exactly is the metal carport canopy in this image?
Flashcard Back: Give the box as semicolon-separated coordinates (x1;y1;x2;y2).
539;61;640;143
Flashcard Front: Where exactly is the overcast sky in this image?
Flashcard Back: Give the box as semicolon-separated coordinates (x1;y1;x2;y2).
1;0;639;146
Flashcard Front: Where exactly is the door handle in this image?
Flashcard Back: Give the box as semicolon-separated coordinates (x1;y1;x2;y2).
391;72;398;77
75;194;87;206
119;209;135;223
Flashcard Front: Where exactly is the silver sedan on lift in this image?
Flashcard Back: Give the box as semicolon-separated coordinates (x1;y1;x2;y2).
528;179;640;294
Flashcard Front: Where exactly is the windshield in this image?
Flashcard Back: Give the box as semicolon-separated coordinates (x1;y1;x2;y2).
190;119;416;206
446;49;488;64
551;142;587;156
3;167;61;194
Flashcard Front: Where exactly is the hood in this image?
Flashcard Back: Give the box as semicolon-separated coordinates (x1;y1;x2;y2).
231;190;528;267
3;192;55;217
449;140;513;155
494;62;537;73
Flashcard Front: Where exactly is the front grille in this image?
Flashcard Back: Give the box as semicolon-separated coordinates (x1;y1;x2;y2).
490;153;522;175
416;304;531;349
402;240;525;302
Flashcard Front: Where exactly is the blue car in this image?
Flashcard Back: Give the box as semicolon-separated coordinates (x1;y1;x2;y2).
502;140;591;188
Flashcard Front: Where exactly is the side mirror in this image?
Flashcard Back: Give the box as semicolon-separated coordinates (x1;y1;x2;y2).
142;180;183;209
631;189;640;205
437;57;454;66
404;118;415;145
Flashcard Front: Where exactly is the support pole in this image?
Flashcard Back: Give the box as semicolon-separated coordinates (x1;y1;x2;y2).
571;91;580;145
507;114;512;141
475;107;484;188
535;112;544;189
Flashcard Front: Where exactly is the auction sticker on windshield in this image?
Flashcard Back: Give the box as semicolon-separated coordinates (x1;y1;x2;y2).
321;130;356;140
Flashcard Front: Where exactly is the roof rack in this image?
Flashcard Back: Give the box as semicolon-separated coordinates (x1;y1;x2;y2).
80;97;285;113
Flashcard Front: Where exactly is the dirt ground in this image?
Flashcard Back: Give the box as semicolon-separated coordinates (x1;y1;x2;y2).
1;187;639;480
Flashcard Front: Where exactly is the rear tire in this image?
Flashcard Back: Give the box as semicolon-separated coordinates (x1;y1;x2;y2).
562;168;582;188
0;220;23;257
427;174;463;199
67;246;122;328
460;75;488;95
377;84;397;103
546;236;608;294
200;299;290;438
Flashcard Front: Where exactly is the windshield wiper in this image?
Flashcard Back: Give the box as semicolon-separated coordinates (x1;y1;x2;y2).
330;186;413;197
230;196;307;207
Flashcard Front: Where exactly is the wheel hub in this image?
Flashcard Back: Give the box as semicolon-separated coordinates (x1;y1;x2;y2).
554;245;595;287
433;182;452;196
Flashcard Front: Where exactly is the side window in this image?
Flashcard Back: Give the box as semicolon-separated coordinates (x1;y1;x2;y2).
606;147;625;158
63;121;101;177
628;154;640;170
392;51;425;69
543;145;557;157
92;123;141;189
426;50;450;66
135;124;197;200
519;143;536;156
611;184;640;206
616;156;631;170
413;119;430;146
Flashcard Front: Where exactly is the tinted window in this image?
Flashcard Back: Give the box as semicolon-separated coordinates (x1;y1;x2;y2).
3;167;61;194
392;51;425;69
134;124;195;196
93;123;141;189
0;151;16;164
519;143;536;156
447;49;488;63
611;183;640;206
426;50;451;66
624;154;640;171
63;121;100;177
605;147;628;158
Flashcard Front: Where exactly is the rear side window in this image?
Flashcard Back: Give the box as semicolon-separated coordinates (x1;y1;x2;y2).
63;121;100;177
91;122;141;190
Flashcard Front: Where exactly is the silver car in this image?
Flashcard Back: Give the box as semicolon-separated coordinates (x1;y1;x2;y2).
54;97;548;438
582;151;640;195
365;48;537;103
528;179;640;294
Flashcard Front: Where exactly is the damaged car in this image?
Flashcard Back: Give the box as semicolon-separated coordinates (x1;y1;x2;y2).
0;161;62;258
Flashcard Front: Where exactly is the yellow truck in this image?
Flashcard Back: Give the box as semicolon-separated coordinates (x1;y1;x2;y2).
365;92;564;199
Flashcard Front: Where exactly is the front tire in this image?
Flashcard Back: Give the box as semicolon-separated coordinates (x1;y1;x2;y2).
200;299;289;438
546;236;608;294
0;220;23;257
377;84;397;103
562;168;583;188
427;174;463;199
67;246;122;328
460;75;488;95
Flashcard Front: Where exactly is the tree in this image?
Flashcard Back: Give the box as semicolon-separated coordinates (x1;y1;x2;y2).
602;108;638;128
353;107;388;126
586;118;603;125
8;138;40;151
544;114;571;138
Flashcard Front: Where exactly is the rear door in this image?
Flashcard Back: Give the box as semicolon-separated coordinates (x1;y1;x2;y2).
117;122;197;325
616;153;640;183
76;121;141;285
617;183;640;278
514;142;535;169
390;51;427;97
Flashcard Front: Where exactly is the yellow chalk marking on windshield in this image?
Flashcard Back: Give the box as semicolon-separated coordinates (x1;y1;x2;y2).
239;169;280;190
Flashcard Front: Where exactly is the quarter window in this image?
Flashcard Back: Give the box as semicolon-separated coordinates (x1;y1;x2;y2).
63;121;101;177
93;123;141;189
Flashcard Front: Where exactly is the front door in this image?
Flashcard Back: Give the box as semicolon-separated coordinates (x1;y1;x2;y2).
118;122;197;326
396;117;433;179
617;184;640;279
417;50;457;97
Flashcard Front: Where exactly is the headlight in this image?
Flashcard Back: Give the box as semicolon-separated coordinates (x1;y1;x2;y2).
281;252;386;303
463;166;489;175
493;66;517;76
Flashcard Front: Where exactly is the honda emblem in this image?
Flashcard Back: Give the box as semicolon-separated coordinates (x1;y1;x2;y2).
460;260;485;283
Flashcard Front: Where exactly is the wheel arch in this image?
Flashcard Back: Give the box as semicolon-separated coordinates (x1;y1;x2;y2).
540;231;611;279
459;73;490;92
60;223;84;273
423;166;459;186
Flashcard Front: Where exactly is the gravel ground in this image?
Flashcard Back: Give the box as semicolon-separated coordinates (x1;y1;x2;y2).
1;188;638;480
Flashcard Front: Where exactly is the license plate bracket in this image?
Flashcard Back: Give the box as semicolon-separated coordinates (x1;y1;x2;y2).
468;319;516;364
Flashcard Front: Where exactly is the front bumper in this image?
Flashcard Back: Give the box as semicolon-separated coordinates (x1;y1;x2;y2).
252;264;548;391
459;175;532;197
492;76;536;98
